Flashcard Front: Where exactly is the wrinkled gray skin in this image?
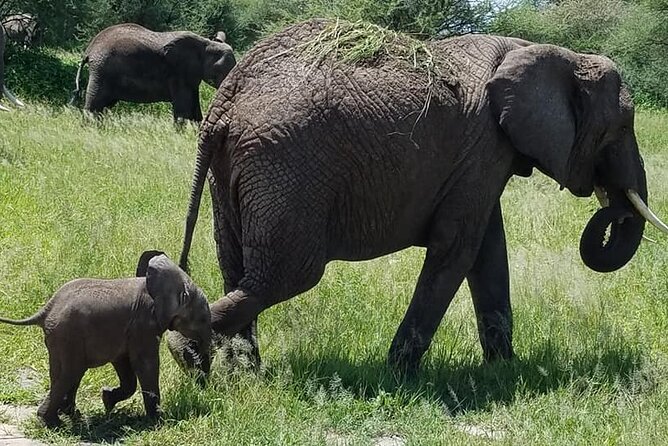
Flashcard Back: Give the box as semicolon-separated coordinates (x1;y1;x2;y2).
171;19;651;375
2;13;37;48
0;253;210;427
0;24;24;111
69;23;236;122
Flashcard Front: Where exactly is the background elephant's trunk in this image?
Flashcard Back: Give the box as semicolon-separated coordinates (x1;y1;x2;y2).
579;136;647;272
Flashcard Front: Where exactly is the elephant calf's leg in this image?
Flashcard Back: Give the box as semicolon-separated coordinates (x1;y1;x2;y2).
38;363;85;428
60;373;85;418
102;356;137;413
466;201;514;362
132;354;161;419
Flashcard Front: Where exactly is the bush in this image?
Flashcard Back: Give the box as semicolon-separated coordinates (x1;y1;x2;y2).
491;0;668;108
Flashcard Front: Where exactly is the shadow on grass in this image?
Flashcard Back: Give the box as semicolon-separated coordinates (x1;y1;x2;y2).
4;46;78;106
57;411;160;444
283;338;648;415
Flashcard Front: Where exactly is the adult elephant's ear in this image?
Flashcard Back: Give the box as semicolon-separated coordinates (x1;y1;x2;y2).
487;45;582;187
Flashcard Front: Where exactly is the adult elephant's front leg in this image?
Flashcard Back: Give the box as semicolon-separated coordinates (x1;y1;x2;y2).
388;207;488;373
466;201;513;362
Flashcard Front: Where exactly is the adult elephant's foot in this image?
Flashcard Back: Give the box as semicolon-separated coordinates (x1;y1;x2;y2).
387;336;425;376
475;311;514;363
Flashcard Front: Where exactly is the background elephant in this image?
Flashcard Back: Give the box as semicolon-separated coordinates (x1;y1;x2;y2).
171;19;668;375
1;13;38;48
0;252;211;427
69;23;236;122
0;24;25;111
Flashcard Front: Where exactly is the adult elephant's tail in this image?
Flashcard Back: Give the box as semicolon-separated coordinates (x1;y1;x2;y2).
68;55;88;106
179;117;229;272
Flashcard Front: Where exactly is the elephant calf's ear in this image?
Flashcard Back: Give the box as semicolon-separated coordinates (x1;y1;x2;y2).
136;250;165;277
487;45;580;187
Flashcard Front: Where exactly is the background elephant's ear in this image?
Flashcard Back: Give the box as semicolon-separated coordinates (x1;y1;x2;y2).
163;35;204;80
487;44;581;186
214;31;226;43
146;254;190;332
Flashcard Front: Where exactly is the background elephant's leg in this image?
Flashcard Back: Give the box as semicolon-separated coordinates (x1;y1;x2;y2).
466;201;513;362
84;75;116;115
170;84;200;122
102;355;137;413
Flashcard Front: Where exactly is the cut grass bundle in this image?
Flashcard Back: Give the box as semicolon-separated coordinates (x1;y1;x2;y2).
302;19;435;73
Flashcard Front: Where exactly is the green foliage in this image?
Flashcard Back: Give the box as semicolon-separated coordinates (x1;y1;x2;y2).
3;46;78;105
491;0;668;108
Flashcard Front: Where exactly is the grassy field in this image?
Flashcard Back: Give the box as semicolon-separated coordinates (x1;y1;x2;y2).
0;104;667;445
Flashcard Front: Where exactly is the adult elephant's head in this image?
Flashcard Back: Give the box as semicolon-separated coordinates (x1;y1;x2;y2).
202;32;236;89
488;43;668;272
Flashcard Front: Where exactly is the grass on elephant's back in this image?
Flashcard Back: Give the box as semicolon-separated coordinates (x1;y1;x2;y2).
1;106;668;444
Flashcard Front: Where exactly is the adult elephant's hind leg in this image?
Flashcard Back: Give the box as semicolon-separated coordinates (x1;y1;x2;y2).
466;201;513;362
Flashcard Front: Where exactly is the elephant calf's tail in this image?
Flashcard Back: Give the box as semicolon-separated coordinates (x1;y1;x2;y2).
0;308;46;327
179;118;228;272
68;56;88;107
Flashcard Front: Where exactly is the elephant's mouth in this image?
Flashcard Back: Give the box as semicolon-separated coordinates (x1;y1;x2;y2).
579;187;668;272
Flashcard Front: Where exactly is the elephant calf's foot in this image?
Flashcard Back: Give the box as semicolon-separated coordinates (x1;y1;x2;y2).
37;408;62;429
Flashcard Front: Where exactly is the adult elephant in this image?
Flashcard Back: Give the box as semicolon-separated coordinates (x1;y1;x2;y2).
69;24;236;122
0;23;25;111
170;19;668;374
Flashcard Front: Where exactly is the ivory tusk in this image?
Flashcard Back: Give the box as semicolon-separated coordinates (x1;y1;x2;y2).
3;86;24;107
626;189;668;234
594;186;609;207
0;102;9;112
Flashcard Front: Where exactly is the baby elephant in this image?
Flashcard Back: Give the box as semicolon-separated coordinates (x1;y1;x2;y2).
0;252;211;427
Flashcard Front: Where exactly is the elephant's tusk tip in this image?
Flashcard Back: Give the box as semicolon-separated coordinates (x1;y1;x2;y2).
626;189;668;235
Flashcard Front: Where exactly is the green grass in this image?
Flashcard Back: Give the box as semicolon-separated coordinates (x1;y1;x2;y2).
0;103;667;445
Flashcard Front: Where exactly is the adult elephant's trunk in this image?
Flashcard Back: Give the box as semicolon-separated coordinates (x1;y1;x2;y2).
579;136;667;272
579;191;645;272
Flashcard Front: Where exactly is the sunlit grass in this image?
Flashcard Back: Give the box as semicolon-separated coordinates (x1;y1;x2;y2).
0;105;667;444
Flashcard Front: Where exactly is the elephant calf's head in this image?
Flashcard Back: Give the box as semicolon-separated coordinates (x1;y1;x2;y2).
488;44;668;272
145;254;212;372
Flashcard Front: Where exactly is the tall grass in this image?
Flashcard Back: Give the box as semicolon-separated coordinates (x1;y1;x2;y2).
0;105;667;444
